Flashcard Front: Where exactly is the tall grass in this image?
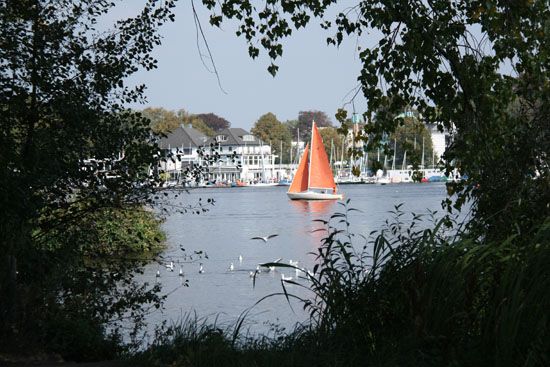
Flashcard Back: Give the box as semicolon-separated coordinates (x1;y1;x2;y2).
139;202;549;366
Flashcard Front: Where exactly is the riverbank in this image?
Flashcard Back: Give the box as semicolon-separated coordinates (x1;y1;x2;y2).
0;205;167;362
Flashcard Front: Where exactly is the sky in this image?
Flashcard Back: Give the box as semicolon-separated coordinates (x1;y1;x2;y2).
117;1;368;131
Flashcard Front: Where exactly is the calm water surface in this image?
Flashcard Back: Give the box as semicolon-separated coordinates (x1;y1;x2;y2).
143;183;449;335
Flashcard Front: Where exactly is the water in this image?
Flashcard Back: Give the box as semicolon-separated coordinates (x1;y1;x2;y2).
142;183;449;335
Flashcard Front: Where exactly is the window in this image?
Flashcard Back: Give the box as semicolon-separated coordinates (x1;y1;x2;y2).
216;135;227;142
242;134;254;142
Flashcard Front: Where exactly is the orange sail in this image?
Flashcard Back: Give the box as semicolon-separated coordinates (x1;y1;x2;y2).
288;143;310;193
309;122;337;192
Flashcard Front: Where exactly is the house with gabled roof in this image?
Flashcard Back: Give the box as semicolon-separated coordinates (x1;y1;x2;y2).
205;128;278;184
156;125;208;181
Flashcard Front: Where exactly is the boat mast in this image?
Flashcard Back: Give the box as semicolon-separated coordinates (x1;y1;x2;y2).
307;120;314;189
340;135;345;176
260;140;266;183
392;138;397;170
421;137;425;169
329;138;333;170
297;127;300;163
279;140;283;178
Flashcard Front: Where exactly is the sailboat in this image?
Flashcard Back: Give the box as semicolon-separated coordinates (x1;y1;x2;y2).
287;121;343;200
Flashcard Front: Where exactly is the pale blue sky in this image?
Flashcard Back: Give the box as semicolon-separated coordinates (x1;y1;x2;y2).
119;1;368;130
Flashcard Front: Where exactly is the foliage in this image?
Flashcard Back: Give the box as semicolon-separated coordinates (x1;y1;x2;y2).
65;207;165;257
0;0;176;358
201;0;550;242
143;107;181;134
142;107;216;137
318;126;340;162
294;110;333;142
251;112;292;163
195;112;231;132
293;203;550;366
390;116;434;170
177;109;216;137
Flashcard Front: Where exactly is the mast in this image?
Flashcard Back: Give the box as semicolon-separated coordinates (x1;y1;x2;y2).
340;135;345;176
307;121;314;189
297;127;300;161
260;140;266;182
329;138;334;171
421;137;425;169
289;142;293;166
279;140;283;179
392;138;397;170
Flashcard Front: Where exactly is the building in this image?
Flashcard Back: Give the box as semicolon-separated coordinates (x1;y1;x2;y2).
157;125;208;181
205;128;278;183
156;125;285;184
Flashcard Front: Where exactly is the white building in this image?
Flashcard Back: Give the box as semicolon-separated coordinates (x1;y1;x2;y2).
157;125;209;181
205;128;278;183
157;126;281;184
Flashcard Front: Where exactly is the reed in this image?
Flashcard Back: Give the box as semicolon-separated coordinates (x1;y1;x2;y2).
140;203;549;366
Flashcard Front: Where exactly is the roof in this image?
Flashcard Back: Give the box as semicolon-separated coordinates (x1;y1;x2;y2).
157;125;208;149
205;128;263;146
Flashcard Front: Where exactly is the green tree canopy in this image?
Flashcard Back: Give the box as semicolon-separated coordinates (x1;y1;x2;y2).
251;112;292;163
318;126;341;162
389;116;434;170
143;107;180;134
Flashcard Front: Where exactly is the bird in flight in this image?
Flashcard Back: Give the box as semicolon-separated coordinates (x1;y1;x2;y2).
250;234;279;243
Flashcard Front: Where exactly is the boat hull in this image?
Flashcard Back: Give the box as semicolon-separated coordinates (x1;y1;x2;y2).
287;191;343;200
248;182;279;187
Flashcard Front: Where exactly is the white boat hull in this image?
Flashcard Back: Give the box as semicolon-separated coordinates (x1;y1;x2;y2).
247;182;279;187
287;191;343;200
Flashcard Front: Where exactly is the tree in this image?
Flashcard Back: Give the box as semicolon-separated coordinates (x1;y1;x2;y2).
0;0;176;355
390;116;434;170
195;112;231;132
143;107;180;134
202;0;549;240
318;126;340;162
291;110;333;141
251;113;292;163
177;109;216;137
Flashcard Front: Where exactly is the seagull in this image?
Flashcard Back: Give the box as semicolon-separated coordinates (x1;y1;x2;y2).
289;259;299;267
250;234;279;243
165;261;174;272
228;262;234;271
238;255;243;264
198;263;204;274
178;267;184;277
155;269;161;278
